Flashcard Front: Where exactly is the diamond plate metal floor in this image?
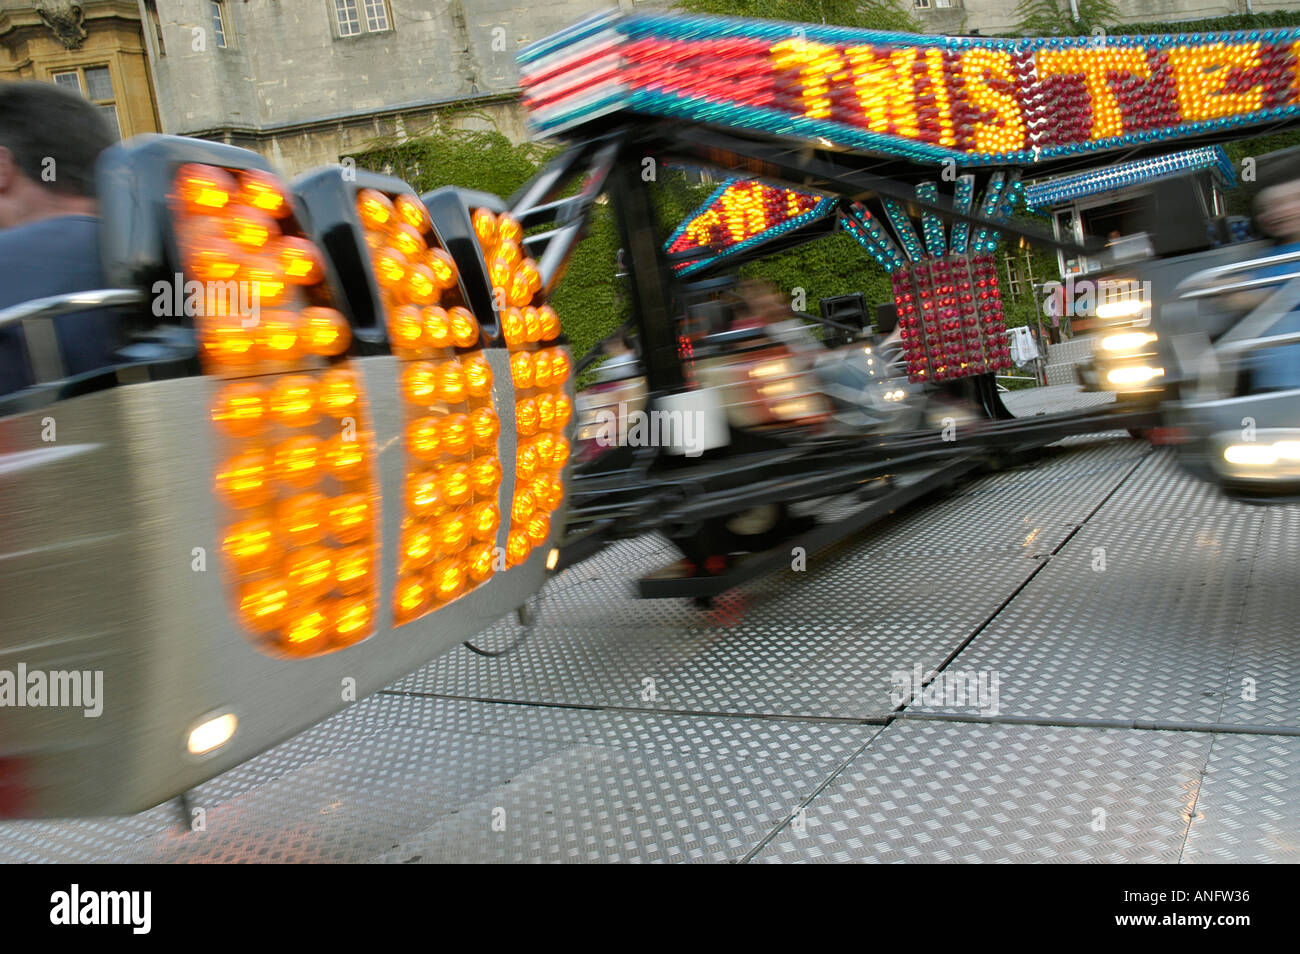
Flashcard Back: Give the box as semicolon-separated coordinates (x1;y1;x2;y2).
3;388;1297;863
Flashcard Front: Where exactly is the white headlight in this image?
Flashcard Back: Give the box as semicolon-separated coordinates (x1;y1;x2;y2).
1100;331;1156;353
1224;444;1280;466
1096;299;1146;320
1106;365;1164;386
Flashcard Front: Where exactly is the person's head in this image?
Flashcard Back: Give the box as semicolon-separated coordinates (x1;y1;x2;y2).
0;81;115;229
1254;150;1300;244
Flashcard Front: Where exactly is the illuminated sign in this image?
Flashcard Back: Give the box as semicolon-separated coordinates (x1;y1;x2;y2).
521;12;1300;165
665;177;838;274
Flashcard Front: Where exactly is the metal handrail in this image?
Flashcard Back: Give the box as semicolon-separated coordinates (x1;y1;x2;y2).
0;288;144;329
1180;271;1300;300
1176;248;1300;293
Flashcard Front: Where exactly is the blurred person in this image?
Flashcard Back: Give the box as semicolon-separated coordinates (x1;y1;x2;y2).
0;82;120;397
1226;152;1300;393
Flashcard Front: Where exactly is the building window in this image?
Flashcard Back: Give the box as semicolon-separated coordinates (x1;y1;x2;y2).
913;0;931;7
50;67;121;140
211;1;228;48
335;0;391;38
363;0;390;32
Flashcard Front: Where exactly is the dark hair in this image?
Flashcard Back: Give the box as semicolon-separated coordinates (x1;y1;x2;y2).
0;81;115;198
1255;147;1300;193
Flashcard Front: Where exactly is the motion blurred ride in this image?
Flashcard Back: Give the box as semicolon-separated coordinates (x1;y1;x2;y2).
0;135;575;818
1156;151;1300;499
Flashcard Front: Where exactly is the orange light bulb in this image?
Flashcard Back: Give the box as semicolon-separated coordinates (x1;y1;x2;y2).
407;416;441;461
472;208;498;248
319;368;360;417
239;577;292;633
333;596;372;642
212;380;267;436
430;558;467;602
389;304;424;352
394;193;430;232
276;491;327;547
269;374;320;428
286;545;335;601
470;407;499;447
448;306;478;348
440;413;472;457
469;456;502;495
469;501;500;541
437;360;466;403
510;351;534;389
464;355;492;397
222;517;279;574
502;307;526;346
406;471;442;517
333;544;373;595
421;306;452;349
434;512;471;553
516;444;539;482
216;448;271;508
394;576;430;620
506;528;531;566
327;433;367;483
239;169;290;218
328;492;372;543
439;464;472;506
356;188;396;232
425;247;457;290
466;542;495;581
253;310;302;361
403;361;439;404
273;436;322;488
522;307;541;343
516;398;539;436
177;163;237;211
301;306;351;356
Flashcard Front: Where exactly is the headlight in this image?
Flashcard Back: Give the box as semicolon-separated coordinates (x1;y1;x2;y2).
1099;331;1156;353
1096;298;1146;320
1106;365;1164;386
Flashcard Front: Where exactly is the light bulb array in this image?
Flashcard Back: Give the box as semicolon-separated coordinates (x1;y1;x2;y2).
519;13;1300;167
666;178;837;276
176;163;380;657
473;207;572;571
1023;145;1235;208
355;188;504;625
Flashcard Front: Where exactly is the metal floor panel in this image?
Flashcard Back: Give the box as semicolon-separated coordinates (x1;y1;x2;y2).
1088;449;1275;527
393;546;1042;720
1219;508;1300;729
1002;385;1117;417
913;512;1264;725
1182;734;1300;864
3;695;880;863
751;720;1212;864
3;389;1296;863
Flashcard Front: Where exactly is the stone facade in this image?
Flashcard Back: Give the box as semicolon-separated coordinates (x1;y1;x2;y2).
139;0;654;177
0;0;160;138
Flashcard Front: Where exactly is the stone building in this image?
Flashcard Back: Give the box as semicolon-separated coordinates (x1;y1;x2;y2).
4;1;1300;179
135;0;650;177
0;0;160;138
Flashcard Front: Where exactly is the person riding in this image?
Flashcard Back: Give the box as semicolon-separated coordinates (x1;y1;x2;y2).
0;81;120;397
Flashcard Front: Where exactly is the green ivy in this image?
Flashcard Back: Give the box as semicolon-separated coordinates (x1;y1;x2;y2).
673;0;921;32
